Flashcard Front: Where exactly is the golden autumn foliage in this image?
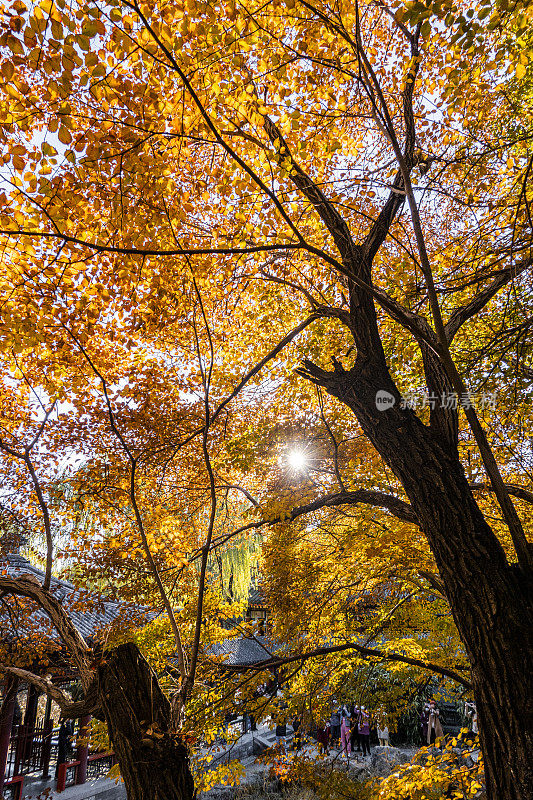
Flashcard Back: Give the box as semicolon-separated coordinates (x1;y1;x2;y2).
0;0;532;796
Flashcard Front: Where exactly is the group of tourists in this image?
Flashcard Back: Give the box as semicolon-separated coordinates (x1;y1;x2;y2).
274;696;475;757
315;702;389;759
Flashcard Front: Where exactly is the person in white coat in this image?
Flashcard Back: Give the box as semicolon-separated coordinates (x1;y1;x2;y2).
377;723;389;746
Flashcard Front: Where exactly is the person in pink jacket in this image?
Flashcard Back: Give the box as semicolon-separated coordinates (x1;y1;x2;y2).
358;707;371;756
340;710;351;758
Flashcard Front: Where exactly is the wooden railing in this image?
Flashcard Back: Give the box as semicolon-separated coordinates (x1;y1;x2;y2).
86;752;116;780
2;774;24;800
56;752;116;793
56;758;80;792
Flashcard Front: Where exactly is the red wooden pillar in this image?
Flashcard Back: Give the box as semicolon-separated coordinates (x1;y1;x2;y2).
75;715;91;785
23;684;38;730
40;694;53;779
0;677;19;794
40;718;53;780
13;724;25;777
19;683;38;770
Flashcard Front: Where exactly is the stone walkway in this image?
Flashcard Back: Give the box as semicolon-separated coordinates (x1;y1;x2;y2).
18;722;416;799
199;722;417;798
21;775;126;799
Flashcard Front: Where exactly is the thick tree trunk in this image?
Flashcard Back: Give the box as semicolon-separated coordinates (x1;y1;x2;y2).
314;363;533;800
96;642;195;800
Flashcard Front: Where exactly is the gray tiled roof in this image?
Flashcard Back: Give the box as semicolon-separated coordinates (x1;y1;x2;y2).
248;587;266;608
209;635;276;666
0;553;143;642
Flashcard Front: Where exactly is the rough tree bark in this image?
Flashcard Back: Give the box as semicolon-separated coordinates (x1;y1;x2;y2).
266;45;533;787
300;316;533;800
96;642;195;800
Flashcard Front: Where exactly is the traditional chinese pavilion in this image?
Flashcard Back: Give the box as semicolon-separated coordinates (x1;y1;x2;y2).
0;552;142;799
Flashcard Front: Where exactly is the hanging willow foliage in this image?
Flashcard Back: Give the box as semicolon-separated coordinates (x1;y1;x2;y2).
218;536;263;604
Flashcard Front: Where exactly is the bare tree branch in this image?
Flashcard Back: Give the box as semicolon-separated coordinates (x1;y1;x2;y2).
0;403;57;589
3;667;102;719
185;280;217;702
418;569;448;598
220;640;472;688
470;482;533;506
0;230;303;258
210;312;323;425
445;258;532;343
192;488;418;560
61;326;189;686
264;115;358;262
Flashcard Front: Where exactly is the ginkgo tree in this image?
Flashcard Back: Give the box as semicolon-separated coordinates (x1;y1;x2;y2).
0;0;532;797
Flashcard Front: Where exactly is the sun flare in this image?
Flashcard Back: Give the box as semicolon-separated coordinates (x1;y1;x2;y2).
287;450;308;471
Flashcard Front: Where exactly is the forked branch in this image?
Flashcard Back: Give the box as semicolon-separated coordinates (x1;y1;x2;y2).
3;667;101;719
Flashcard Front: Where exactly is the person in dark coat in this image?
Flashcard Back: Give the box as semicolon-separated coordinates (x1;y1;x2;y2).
292;715;302;750
316;721;330;755
12;699;22;728
329;706;341;749
275;717;287;750
55;719;74;778
427;700;443;744
350;705;361;752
